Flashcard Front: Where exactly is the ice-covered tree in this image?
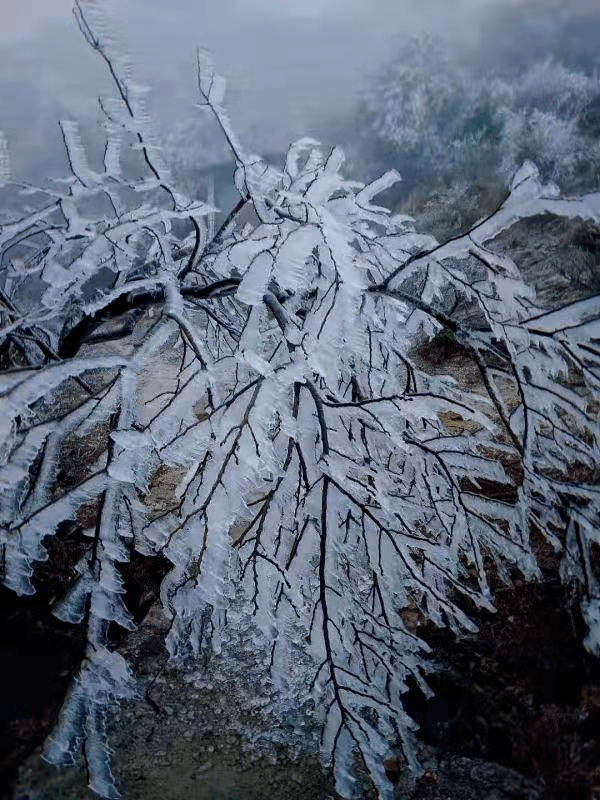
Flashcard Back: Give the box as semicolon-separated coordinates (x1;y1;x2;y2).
1;5;600;799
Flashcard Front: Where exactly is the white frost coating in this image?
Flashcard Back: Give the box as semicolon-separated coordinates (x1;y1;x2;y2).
355;168;402;213
582;599;600;657
42;647;136;799
283;137;321;187
0;131;10;185
526;295;600;335
235;250;274;305
0;10;599;798
272;225;321;293
59;120;100;187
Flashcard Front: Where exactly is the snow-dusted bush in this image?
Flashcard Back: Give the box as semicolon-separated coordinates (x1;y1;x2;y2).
359;34;600;194
355;35;502;190
1;7;600;799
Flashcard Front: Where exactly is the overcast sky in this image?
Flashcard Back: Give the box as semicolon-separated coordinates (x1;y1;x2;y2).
0;0;511;178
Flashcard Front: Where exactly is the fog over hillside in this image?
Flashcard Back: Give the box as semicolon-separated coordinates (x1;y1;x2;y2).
0;0;581;180
0;0;599;213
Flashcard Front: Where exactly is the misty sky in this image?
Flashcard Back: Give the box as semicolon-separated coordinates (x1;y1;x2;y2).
0;0;508;179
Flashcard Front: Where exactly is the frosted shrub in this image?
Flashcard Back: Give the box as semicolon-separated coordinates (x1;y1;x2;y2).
1;6;599;799
357;35;500;189
360;34;600;193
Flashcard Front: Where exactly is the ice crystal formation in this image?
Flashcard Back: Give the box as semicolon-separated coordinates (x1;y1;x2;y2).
0;5;599;798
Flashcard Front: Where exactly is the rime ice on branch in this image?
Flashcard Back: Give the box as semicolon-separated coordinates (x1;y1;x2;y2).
0;4;599;799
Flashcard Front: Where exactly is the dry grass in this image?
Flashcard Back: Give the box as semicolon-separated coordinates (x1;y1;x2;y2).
55;422;109;494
